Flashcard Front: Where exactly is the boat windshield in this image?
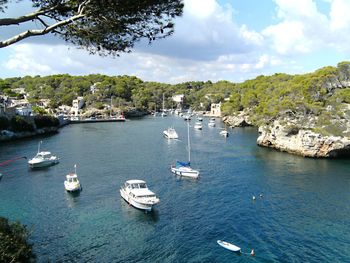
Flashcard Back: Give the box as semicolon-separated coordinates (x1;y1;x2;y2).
130;183;147;189
69;178;78;182
138;194;155;198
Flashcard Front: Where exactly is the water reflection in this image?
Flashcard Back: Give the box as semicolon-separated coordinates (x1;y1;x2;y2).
119;198;159;223
65;190;81;208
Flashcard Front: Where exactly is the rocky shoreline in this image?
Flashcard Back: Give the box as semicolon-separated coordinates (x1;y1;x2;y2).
0;127;59;142
223;113;350;158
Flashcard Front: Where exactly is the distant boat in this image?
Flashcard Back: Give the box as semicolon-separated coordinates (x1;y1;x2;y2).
194;122;202;130
171;121;199;179
219;130;229;137
64;164;82;192
208;118;216;127
217;240;241;253
183;114;191;121
163;127;179;139
0;173;2;181
197;117;203;121
28;141;59;168
120;180;160;211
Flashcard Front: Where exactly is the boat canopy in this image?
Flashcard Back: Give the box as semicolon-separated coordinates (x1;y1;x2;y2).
176;161;190;168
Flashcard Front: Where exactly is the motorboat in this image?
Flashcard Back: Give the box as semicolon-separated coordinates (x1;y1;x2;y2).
194;122;202;130
220;130;229;137
197;117;203;121
64;165;82;192
120;180;160;211
163;127;179;139
170;121;200;179
28;141;59;168
183;114;191;121
208;118;216;127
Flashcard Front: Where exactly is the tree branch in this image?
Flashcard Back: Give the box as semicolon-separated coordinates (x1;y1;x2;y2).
0;5;59;26
0;13;85;48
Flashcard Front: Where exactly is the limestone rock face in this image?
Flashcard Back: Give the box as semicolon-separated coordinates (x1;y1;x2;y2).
257;120;350;157
222;111;252;127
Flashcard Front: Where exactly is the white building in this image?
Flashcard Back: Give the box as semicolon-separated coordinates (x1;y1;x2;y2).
71;97;84;116
210;102;221;117
15;104;32;116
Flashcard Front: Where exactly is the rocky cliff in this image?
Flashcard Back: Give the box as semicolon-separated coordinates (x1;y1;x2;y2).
223;113;350;158
256;120;350;157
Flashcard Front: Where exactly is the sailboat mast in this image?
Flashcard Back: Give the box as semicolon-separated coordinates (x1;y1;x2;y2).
187;121;191;163
37;141;42;154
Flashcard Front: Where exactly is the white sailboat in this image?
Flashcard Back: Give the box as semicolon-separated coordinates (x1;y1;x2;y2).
170;122;199;178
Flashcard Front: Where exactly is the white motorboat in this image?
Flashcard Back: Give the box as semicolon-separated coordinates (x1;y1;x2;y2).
220;130;229;137
197;117;203;121
208;118;216;127
163;127;179;139
194;122;202;130
64;165;82;192
183;114;191;121
120;180;160;211
28;141;59;168
171;121;200;179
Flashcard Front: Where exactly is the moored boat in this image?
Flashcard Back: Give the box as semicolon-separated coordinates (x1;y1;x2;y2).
64;164;82;192
194;122;203;130
208;118;216;127
28;141;59;168
219;130;229;137
120;180;160;211
163;127;179;139
170;121;199;179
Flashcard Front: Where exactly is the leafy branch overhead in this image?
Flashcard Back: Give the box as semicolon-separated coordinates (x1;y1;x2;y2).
0;0;184;55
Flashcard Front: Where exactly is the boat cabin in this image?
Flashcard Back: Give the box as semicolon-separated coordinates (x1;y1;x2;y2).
66;174;78;182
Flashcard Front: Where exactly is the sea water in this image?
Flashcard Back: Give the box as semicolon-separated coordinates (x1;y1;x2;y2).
0;116;349;262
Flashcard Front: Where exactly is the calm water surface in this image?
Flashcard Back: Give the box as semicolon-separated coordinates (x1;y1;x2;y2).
0;116;349;262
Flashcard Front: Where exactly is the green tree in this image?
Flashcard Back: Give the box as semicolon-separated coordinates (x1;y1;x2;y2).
0;217;36;263
0;0;184;55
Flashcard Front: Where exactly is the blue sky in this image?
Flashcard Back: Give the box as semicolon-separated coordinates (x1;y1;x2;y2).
0;0;349;83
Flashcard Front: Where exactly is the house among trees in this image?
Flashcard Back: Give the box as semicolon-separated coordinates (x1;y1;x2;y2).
71;97;85;116
210;102;221;117
15;104;32;116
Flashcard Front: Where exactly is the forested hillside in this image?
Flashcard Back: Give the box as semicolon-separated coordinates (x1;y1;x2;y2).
1;62;350;136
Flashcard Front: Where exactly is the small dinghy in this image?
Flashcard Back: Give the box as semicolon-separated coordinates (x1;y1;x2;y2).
217;240;241;253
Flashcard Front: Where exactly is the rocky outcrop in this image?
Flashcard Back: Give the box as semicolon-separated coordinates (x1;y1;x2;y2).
0;127;58;142
222;111;252;127
257;120;350;158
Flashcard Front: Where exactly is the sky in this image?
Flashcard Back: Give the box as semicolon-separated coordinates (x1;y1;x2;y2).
0;0;350;84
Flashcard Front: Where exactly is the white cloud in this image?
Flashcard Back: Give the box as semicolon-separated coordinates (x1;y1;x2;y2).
329;0;350;30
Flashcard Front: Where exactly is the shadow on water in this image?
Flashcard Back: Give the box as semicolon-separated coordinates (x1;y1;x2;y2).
119;198;159;223
65;190;82;208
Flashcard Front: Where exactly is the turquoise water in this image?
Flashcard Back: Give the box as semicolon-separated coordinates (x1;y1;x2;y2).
0;116;349;262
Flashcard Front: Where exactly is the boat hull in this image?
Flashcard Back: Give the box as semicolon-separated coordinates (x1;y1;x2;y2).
217;240;241;253
170;166;199;179
28;159;59;168
120;188;155;211
64;182;82;192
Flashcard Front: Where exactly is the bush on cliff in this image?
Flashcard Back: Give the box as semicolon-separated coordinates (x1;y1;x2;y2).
34;115;59;129
0;217;36;263
10;116;34;132
0;116;10;130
